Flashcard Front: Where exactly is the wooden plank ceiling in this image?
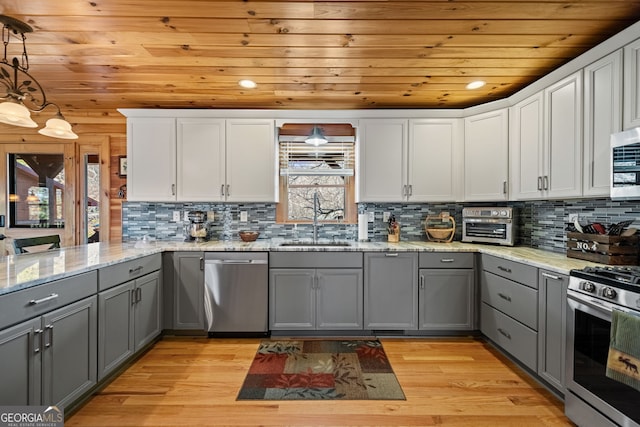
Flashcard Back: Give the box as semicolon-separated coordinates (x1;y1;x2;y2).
2;0;640;112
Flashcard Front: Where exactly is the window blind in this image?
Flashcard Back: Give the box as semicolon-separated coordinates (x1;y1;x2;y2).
278;136;355;176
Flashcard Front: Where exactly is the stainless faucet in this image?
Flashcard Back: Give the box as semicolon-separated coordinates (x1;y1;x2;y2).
313;191;319;243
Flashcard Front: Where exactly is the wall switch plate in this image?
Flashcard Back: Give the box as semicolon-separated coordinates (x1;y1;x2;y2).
240;211;248;222
383;212;390;223
172;211;181;222
368;212;375;222
207;211;215;222
183;211;189;222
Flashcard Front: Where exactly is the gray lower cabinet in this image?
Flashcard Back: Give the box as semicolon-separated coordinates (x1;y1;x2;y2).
171;252;205;330
269;252;363;330
98;270;162;380
364;252;418;330
538;269;568;392
419;269;475;330
0;296;98;407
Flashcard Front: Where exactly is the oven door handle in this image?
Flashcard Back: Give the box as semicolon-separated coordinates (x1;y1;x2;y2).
567;291;613;320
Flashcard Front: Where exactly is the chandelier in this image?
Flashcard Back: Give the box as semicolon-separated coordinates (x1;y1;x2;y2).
0;15;77;139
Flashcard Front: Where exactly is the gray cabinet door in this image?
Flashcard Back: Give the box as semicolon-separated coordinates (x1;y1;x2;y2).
41;296;97;407
98;281;135;380
364;253;418;330
0;318;41;405
269;269;315;330
419;269;475;330
538;270;568;392
134;271;162;350
316;269;363;330
172;252;204;330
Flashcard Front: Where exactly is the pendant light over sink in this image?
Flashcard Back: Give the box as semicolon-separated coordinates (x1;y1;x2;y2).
0;15;77;139
305;125;328;146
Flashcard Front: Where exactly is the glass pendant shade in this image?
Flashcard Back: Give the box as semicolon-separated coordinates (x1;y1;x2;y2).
0;101;38;128
305;125;328;146
38;117;78;139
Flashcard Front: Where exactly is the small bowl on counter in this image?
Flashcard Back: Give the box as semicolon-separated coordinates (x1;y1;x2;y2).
239;231;260;242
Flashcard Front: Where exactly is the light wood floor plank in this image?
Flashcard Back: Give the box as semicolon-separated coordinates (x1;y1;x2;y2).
66;336;574;426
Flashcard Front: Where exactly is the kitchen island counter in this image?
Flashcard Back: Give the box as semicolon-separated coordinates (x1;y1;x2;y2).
0;240;600;296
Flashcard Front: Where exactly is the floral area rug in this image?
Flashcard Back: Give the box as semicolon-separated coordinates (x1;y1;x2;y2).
237;339;406;400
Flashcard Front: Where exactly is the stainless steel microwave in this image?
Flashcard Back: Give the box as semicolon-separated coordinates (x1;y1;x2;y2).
611;127;640;200
462;207;516;246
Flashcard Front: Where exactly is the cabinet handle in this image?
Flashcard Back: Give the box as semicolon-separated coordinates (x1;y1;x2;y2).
537;176;543;191
497;328;511;340
29;293;59;305
226;184;230;197
129;266;143;275
200;257;204;271
541;272;561;281
419;275;425;289
171;184;176;196
131;289;137;306
502;181;507;195
44;324;53;348
498;292;512;302
402;185;407;197
440;258;454;263
385;253;399;257
408;184;413;196
33;329;42;354
137;287;142;303
543;175;549;191
497;266;512;273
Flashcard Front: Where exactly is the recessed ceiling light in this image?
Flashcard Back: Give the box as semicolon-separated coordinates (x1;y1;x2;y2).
466;80;486;90
238;79;257;89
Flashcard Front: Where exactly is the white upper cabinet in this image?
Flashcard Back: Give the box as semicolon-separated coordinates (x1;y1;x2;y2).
624;38;640;130
464;109;509;201
358;119;408;202
544;71;583;198
127;117;177;202
409;119;463;202
583;51;622;197
176;118;225;202
225;119;276;202
510;92;545;200
127;116;276;202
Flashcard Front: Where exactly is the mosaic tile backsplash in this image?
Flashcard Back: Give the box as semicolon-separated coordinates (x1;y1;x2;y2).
122;198;640;254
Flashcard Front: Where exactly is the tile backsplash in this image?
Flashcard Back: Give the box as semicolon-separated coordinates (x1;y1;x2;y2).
122;198;640;254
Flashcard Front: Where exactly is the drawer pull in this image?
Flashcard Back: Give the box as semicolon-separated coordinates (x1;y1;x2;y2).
29;293;59;305
440;258;455;263
129;266;143;275
497;328;511;340
385;253;399;257
541;272;561;281
497;266;512;273
498;292;512;302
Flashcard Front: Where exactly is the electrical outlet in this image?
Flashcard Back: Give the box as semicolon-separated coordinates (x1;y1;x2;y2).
240;211;248;222
183;211;189;222
383;212;390;223
172;211;180;222
207;211;215;222
367;212;375;222
569;214;578;223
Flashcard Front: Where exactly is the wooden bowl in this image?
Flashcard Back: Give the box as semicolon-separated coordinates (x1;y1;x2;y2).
239;231;260;242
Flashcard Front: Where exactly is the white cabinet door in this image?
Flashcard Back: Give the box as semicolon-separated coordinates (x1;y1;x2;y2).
510;92;545;200
545;71;583;198
624;38;640;130
584;51;622;197
464;109;509;201
127;117;176;201
225;119;276;202
176;118;225;202
358;119;408;202
409;119;463;202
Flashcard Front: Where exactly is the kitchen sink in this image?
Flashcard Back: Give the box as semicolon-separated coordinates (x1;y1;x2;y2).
279;241;352;247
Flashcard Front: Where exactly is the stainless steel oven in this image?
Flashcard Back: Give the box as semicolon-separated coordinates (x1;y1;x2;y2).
461;207;516;246
566;267;640;427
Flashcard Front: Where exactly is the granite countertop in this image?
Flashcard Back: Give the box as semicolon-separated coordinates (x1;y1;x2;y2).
0;239;602;296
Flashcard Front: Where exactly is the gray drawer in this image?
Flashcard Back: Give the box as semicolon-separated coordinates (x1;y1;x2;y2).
0;270;98;329
481;302;537;371
481;271;538;330
481;254;538;289
269;252;362;269
419;252;474;269
99;254;161;291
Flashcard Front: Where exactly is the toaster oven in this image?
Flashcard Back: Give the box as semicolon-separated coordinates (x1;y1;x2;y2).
462;207;516;246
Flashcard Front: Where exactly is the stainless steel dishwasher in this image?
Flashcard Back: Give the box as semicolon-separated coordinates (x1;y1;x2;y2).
204;252;269;337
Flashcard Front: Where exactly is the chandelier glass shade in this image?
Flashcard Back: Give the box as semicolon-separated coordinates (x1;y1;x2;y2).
0;15;77;139
305;125;329;146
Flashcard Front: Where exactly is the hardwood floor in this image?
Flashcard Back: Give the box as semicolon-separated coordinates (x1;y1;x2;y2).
67;336;574;426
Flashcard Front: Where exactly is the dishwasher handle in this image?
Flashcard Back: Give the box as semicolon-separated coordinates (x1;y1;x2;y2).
205;259;268;265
